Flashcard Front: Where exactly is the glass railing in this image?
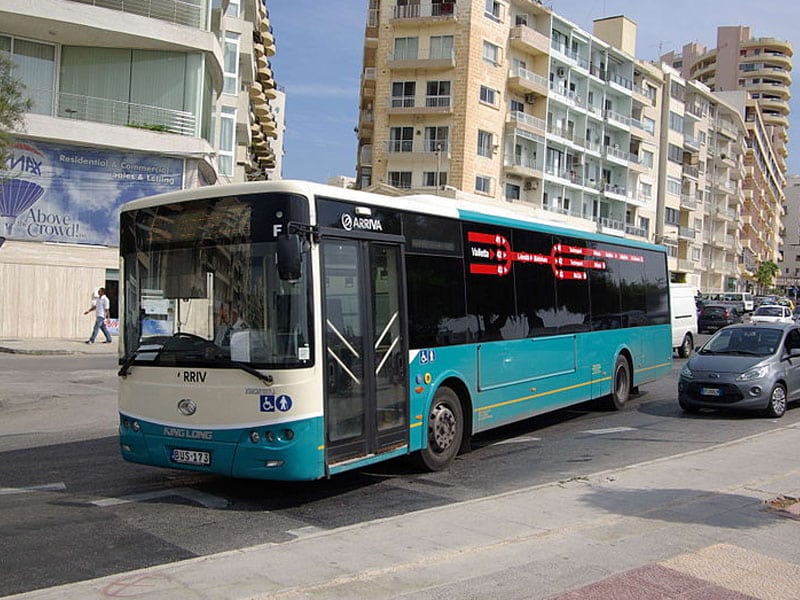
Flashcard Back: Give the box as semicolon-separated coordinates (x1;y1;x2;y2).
68;0;206;30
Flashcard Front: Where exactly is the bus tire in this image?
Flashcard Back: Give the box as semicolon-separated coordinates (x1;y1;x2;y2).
413;386;463;472
605;354;631;411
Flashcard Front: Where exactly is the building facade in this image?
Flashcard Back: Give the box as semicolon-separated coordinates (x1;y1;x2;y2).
0;0;283;339
662;27;792;289
355;0;776;293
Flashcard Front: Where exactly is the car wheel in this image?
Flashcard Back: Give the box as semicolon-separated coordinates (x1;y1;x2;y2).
763;383;787;418
678;333;693;358
604;354;631;410
413;386;463;471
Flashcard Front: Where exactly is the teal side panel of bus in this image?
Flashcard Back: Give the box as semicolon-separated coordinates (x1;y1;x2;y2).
407;324;671;440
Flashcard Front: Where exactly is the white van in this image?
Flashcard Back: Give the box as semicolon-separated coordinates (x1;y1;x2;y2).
670;284;698;358
721;292;754;312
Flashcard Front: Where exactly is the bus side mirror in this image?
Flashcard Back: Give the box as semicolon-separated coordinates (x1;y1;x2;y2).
277;234;302;281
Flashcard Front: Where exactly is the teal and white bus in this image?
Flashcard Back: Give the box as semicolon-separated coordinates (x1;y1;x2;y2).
118;180;672;481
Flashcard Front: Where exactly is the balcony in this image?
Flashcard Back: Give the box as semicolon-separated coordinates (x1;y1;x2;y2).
508;65;548;96
504;153;542;179
507;111;546;136
68;0;205;29
391;1;456;23
387;95;452;115
509;25;550;56
52;90;196;136
388;50;455;71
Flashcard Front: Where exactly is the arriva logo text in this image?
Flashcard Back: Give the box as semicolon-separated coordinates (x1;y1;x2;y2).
163;427;213;440
341;213;383;232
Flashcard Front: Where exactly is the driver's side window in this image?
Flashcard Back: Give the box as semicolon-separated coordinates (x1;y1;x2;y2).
784;329;800;352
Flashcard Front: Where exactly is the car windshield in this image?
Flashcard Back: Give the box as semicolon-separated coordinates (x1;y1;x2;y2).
700;327;782;356
754;306;782;317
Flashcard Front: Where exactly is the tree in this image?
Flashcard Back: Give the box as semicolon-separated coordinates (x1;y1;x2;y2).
754;260;780;294
0;51;32;161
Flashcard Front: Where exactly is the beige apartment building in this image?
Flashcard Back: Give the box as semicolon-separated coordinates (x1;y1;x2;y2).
0;0;283;339
355;0;781;293
662;27;792;289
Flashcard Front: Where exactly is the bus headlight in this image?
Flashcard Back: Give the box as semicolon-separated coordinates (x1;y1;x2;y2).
249;431;260;444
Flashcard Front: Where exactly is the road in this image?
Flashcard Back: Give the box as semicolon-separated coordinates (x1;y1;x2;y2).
1;346;798;597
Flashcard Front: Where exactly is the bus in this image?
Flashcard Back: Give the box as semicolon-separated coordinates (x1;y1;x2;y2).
118;180;672;481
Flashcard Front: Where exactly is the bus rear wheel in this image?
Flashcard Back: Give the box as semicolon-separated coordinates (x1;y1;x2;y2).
605;354;631;411
413;387;463;472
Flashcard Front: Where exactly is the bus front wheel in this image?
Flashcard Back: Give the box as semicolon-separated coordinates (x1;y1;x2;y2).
605;354;631;411
414;387;463;472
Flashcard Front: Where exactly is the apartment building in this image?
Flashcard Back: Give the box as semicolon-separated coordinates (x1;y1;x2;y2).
356;1;772;292
778;175;800;293
0;0;282;339
357;1;663;244
662;27;792;287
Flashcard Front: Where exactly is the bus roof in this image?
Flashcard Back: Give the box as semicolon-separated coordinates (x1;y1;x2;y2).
120;180;666;253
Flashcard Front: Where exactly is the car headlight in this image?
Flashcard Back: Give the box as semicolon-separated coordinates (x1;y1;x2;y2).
680;363;693;378
736;365;769;382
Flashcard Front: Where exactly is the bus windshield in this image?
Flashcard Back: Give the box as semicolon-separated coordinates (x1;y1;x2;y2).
119;192;312;369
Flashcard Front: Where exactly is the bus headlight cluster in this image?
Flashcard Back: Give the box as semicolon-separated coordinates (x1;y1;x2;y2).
122;418;141;432
249;429;295;444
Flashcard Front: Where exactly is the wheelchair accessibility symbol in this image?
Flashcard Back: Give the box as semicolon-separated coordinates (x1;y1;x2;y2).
260;394;293;412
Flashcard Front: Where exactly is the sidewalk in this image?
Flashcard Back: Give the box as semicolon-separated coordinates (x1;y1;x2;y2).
0;337;118;356
4;424;800;600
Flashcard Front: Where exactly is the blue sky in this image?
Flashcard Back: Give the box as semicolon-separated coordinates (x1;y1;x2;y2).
268;1;798;183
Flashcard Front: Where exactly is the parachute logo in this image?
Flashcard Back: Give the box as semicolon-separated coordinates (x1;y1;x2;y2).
1;143;51;235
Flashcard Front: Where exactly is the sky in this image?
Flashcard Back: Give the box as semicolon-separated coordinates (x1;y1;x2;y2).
268;0;799;183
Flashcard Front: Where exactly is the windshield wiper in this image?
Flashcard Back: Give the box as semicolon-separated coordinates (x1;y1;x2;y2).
118;333;273;386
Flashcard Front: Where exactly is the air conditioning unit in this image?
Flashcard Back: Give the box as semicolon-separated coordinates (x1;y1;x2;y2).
524;93;536;104
557;67;566;78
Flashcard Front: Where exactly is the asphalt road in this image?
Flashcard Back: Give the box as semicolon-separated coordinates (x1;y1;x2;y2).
1;346;799;597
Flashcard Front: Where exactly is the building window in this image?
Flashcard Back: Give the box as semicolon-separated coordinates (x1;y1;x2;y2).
424;126;449;152
642;116;656;134
426;80;450;107
669;111;684;133
480;85;497;105
391;81;416;107
641;149;654;168
429;35;454;60
667;143;683;164
389;126;414;152
482;41;501;66
218;106;236;176
1;35;56;115
423;171;447;187
223;32;240;94
394;37;419;60
224;0;240;17
389;171;412;189
665;207;679;226
510;99;524;113
505;183;520;200
477;129;494;157
692;247;702;262
639;217;650;236
484;0;502;21
667;177;682;196
475;175;492;194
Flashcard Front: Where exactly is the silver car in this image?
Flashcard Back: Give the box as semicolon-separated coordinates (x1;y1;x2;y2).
678;322;800;417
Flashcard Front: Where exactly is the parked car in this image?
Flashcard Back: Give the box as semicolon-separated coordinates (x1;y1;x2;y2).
750;304;793;324
698;304;742;333
678;322;800;417
670;283;698;358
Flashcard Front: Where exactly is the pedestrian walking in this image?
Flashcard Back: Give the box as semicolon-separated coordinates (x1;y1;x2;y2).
84;287;112;344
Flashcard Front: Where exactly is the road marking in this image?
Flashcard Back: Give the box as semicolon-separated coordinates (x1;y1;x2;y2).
0;482;66;495
582;426;637;435
90;487;228;509
494;436;542;445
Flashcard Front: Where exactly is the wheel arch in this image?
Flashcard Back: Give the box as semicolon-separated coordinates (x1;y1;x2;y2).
434;376;473;454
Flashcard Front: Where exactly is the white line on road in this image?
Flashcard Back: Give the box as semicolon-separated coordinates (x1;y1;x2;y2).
582;426;637;435
90;487;228;509
0;482;67;495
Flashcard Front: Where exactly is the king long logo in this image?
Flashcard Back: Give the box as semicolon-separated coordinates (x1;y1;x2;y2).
467;231;644;280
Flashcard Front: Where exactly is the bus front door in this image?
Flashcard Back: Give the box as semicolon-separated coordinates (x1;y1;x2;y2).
322;239;408;468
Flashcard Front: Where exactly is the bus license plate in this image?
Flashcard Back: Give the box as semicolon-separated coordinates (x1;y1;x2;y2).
171;448;211;466
700;387;723;397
